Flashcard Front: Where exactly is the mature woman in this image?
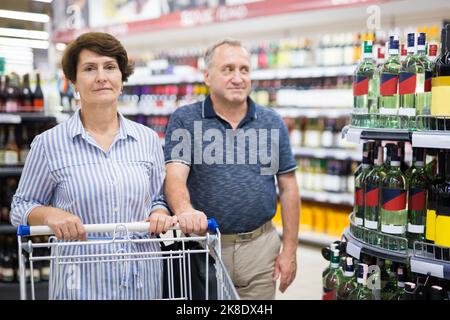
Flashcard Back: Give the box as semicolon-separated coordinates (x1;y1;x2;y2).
10;32;176;300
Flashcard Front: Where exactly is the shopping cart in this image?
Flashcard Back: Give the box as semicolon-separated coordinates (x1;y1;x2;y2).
16;219;239;300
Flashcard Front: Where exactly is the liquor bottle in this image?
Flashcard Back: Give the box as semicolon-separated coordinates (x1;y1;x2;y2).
0;76;5;111
416;34;435;128
363;142;385;244
0;126;5;165
407;147;428;249
380;260;397;300
4;126;19;165
19;126;30;164
353;40;377;127
429;285;446;300
380;143;408;250
321;243;339;280
348;263;375;300
426;149;445;252
379;36;401;128
336;256;357;300
354;142;374;232
434;150;450;261
2;237;14;282
20;74;34;112
33;73;44;112
431;24;450;130
390;265;406;299
4;75;20;113
322;249;344;300
397;141;409;174
399;33;425;130
402;282;416;300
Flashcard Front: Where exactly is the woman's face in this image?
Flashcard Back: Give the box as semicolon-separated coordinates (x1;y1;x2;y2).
74;49;122;107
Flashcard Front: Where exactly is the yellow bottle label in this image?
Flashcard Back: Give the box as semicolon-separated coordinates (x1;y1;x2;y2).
435;215;450;247
425;209;436;241
431;76;450;116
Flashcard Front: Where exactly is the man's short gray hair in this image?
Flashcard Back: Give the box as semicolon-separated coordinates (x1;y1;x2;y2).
204;39;246;69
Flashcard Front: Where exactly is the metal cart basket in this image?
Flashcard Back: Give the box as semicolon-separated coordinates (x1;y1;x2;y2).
17;219;239;300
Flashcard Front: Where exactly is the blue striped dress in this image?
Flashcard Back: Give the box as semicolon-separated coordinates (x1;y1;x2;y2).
11;109;167;300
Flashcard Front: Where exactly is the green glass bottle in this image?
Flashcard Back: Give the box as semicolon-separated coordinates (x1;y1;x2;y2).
380;261;398;300
390;265;406;300
363;142;385;245
380;143;408;250
379;36;401;128
416;33;434;129
354;141;374;236
321;243;339;280
322;250;344;300
353;40;377;127
407;147;428;249
348;263;375;300
336;257;357;300
399;33;426;130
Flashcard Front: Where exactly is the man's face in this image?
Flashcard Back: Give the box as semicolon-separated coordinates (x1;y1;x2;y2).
204;44;251;105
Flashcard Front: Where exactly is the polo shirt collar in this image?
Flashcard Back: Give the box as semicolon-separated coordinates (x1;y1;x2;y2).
202;95;257;121
67;108;138;141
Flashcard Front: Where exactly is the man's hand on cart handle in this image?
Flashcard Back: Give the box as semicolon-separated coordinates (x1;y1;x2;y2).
44;208;87;241
176;208;208;235
145;210;178;235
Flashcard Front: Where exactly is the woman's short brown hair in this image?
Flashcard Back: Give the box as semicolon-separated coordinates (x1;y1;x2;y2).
61;32;134;83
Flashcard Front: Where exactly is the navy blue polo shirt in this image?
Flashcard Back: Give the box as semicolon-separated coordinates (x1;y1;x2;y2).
164;95;297;234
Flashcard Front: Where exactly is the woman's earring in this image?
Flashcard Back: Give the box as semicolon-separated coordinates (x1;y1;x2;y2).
74;90;80;100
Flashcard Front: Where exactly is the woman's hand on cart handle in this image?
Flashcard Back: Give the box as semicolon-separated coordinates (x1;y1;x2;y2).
43;209;86;241
145;210;178;235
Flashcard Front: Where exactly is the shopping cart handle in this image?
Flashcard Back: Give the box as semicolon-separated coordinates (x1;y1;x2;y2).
18;218;219;237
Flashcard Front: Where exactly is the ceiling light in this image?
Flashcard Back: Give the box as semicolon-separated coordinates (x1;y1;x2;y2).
0;27;48;40
0;37;49;49
0;9;50;23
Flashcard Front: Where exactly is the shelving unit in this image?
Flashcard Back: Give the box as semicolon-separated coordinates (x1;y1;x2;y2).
0;166;24;177
301;190;353;206
0;113;60;124
342;125;450;281
292;146;360;161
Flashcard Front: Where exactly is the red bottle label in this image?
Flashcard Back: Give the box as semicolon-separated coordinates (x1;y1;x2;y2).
380;73;398;96
365;184;379;207
424;71;432;92
382;188;407;211
399;72;417;95
353;75;369;96
322;288;334;300
409;188;426;211
355;187;363;207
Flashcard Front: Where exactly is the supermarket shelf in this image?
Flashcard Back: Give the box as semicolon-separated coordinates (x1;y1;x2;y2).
0;281;48;300
412;131;450;149
410;256;450;280
292;147;360;161
0;113;59;124
274;107;352;118
342;126;412;144
343;228;408;264
0;165;24;176
125;65;357;86
118;106;174;116
0;224;17;235
301;190;353;206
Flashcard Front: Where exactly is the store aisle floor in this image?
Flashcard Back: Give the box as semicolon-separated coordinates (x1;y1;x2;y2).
276;243;328;300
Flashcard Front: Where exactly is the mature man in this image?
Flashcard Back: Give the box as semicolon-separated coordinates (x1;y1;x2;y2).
164;39;300;300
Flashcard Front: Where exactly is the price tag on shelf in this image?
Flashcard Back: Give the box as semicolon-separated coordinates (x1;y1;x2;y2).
346;241;362;260
410;258;444;278
0;114;21;124
345;127;362;144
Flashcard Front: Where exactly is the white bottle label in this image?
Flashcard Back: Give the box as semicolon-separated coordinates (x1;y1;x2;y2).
407;223;424;234
4;151;19;165
398;108;416;117
365;219;378;230
355;217;364;226
379;107;398;115
381;224;406;234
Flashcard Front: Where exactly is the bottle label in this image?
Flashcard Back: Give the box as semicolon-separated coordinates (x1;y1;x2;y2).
322;288;334;300
399;72;417;95
4;151;19;165
355;187;363;207
353;75;369;96
424;71;432;92
365;184;379;207
355;217;364;226
381;188;407;211
425;209;436;241
431;76;450;116
381;224;406;234
408;223;425;234
408;188;426;211
380;73;399;96
435;215;450;247
364;219;378;230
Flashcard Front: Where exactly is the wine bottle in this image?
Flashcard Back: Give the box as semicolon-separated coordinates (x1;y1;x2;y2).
33;73;44;112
